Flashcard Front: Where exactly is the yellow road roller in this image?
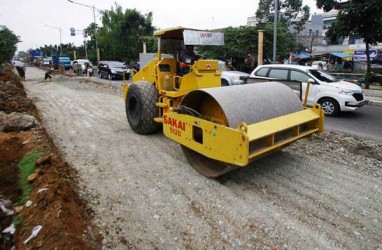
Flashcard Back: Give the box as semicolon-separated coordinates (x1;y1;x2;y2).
123;27;324;177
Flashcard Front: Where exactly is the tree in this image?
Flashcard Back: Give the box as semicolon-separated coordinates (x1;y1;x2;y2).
256;0;310;34
84;23;98;63
0;26;20;64
38;43;77;59
197;26;258;60
97;4;155;62
17;51;28;59
197;25;303;71
317;0;382;89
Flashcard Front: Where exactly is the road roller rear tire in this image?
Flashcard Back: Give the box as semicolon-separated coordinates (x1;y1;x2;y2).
126;81;160;134
181;146;237;178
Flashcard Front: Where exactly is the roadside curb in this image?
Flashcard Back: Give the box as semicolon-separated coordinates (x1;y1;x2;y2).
366;99;382;107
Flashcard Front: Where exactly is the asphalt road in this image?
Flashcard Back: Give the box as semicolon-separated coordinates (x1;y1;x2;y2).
325;105;382;141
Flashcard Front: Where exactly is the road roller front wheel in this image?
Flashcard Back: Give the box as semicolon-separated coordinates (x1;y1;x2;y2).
126;81;160;134
181;146;237;178
178;82;304;177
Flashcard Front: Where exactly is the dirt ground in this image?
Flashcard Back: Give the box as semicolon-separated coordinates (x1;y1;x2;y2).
2;66;382;249
0;69;101;249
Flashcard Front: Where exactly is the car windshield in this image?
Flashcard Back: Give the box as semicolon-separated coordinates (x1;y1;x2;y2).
308;69;337;82
109;62;125;68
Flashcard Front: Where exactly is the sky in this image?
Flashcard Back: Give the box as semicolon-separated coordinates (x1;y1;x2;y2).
0;0;322;52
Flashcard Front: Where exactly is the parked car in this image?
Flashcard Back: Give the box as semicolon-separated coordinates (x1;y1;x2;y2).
98;61;130;80
218;61;249;86
250;64;365;116
42;58;52;67
72;59;93;76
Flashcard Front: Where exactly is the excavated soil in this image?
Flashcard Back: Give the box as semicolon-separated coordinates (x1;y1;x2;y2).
0;69;101;250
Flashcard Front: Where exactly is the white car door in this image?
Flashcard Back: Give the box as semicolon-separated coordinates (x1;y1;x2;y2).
290;70;317;106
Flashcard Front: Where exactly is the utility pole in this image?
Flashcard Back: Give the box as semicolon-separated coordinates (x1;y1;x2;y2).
273;0;279;63
67;0;100;64
258;30;264;66
45;24;62;54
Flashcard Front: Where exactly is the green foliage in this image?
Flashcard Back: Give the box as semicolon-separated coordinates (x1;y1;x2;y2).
198;26;258;59
263;22;300;59
197;24;301;62
364;71;376;83
97;4;155;62
316;0;342;12
34;6;156;65
37;43;77;59
18;151;42;205
0;26;20;63
13;214;24;227
256;0;310;34
16;51;28;58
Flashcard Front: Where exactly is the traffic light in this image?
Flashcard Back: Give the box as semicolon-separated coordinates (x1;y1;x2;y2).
83;30;88;38
70;28;75;36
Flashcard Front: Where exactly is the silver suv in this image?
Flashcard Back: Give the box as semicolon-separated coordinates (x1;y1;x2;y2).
72;59;93;76
218;61;249;86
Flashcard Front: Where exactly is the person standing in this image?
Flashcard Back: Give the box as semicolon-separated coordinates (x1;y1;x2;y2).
44;69;54;81
16;65;26;80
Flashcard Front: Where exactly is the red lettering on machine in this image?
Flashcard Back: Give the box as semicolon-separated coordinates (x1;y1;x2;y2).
163;115;186;131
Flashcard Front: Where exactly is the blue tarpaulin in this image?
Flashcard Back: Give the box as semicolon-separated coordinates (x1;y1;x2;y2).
330;52;352;58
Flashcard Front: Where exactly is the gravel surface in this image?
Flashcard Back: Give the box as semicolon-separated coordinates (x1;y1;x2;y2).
24;67;382;249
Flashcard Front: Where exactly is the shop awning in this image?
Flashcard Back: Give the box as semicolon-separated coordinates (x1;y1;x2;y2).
330;52;352;58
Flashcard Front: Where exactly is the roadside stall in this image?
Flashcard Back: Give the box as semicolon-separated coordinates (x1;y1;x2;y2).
329;52;353;72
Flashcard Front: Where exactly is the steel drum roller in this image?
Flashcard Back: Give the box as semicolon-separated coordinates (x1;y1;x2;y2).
180;82;304;177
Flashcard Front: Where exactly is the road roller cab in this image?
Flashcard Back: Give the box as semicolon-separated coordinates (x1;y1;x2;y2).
123;27;325;177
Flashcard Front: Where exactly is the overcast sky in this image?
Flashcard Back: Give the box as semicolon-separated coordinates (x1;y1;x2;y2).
0;0;321;52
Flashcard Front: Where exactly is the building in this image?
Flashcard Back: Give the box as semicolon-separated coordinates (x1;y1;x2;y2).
246;9;382;62
295;10;382;59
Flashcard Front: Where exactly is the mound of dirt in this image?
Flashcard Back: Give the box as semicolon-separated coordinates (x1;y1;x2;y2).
0;69;101;249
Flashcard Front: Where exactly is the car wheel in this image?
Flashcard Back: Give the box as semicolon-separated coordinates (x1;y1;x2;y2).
108;73;112;80
221;79;229;87
319;98;340;116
